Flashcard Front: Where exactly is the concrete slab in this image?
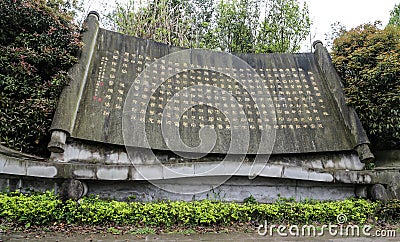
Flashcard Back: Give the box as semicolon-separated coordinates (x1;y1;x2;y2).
97;167;129;180
26;166;57;178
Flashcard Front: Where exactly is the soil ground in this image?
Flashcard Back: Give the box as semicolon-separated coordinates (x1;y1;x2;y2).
0;223;398;241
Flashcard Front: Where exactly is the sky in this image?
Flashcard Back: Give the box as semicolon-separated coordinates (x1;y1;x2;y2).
85;0;399;52
302;0;399;51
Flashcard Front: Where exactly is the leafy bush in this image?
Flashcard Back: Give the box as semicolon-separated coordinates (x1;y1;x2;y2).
378;199;400;224
0;192;386;227
0;0;81;156
332;23;400;150
0;191;62;226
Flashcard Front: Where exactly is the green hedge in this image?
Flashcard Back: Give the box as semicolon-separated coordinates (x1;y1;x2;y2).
1;192;397;227
0;0;80;156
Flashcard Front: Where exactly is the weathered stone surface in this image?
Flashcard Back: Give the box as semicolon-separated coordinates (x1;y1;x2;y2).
47;130;67;153
368;184;389;202
313;41;372;163
26;166;57;178
0;144;44;161
334;171;373;184
49;12;100;142
355;186;368;198
97;167;129;180
0;175;357;202
59;179;87;201
48;14;372;160
1;149;398;200
73;169;95;178
1;161;26;176
3;13;383;201
0;150;373;183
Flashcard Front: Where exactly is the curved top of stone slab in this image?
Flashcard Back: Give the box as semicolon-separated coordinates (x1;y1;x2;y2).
49;14;370;156
0;144;44;161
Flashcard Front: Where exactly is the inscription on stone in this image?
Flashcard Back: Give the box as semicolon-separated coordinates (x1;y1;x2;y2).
93;49;328;132
50;26;366;155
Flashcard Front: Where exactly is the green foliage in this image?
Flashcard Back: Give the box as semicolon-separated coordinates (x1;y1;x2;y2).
107;0;194;48
325;21;347;49
211;0;259;53
378;199;400;224
388;4;400;26
107;227;121;234
257;0;311;53
108;0;311;53
0;0;81;156
243;195;258;204
0;192;390;227
0;224;10;232
332;23;400;150
0;191;63;225
128;227;156;235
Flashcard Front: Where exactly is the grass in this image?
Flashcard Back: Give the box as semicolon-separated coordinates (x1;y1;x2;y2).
167;228;196;235
128;227;156;235
107;227;121;235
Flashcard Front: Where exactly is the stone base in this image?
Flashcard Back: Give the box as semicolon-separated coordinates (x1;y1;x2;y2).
51;140;366;172
1;143;398;202
0;174;359;202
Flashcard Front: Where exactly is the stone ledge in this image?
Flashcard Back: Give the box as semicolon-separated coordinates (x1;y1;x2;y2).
0;152;385;184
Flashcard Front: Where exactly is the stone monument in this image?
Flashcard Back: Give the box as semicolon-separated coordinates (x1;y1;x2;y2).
2;12;398;202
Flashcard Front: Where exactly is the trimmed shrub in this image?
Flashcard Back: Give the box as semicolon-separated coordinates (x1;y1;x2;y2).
0;192;384;227
0;0;81;156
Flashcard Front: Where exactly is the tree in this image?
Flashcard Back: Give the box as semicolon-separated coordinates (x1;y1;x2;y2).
212;0;259;53
189;0;217;49
107;0;194;47
324;21;347;49
388;3;400;26
332;23;400;150
0;0;81;156
257;0;311;53
108;0;311;54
